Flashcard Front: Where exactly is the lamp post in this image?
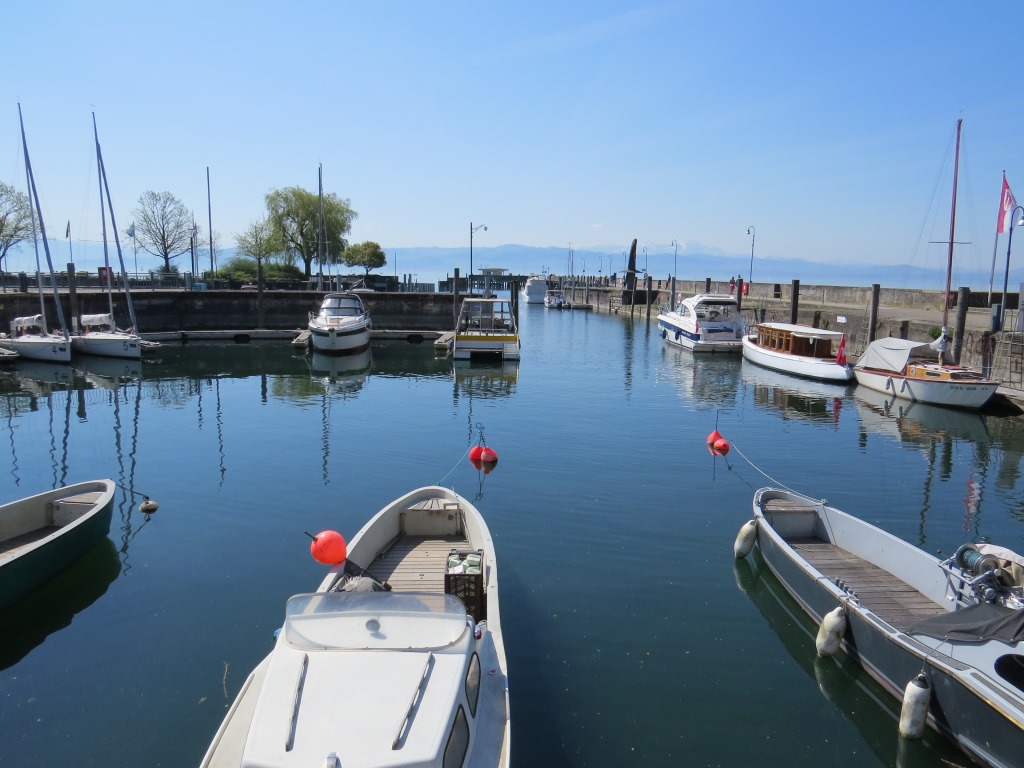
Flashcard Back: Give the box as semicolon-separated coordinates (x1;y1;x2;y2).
470;222;486;292
1000;206;1024;329
642;246;648;276
746;226;755;285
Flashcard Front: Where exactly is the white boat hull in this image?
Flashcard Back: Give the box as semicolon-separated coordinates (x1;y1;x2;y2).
0;334;71;362
657;314;742;353
308;319;372;354
71;331;143;359
520;277;547;304
742;335;853;381
853;367;997;409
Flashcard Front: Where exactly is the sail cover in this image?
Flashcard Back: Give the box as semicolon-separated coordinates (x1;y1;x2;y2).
853;337;934;373
81;313;114;328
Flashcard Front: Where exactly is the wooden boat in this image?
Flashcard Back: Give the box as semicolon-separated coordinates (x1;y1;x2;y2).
0;479;116;612
742;322;853;382
854;336;997;410
307;292;373;355
854;120;996;410
656;293;744;353
735;486;1024;768
200;485;509;768
453;298;520;361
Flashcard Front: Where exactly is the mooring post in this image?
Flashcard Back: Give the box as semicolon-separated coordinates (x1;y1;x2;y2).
953;286;970;364
868;284;880;343
790;279;800;325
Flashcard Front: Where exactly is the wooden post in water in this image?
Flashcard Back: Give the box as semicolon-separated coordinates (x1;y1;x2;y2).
736;278;744;311
453;268;461;330
646;276;653;321
705;277;711;293
789;280;800;324
953;286;970;364
868;284;880;343
67;263;79;333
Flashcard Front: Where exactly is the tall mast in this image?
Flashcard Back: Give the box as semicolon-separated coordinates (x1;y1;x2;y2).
943;118;962;330
93;113;114;316
94;113;139;331
18;104;68;338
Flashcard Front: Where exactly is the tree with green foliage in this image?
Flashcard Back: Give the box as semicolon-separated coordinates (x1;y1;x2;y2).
131;191;194;272
344;241;387;277
0;181;33;274
235;217;285;286
265;186;356;279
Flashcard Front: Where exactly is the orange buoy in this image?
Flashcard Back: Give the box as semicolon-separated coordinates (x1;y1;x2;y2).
479;446;498;463
309;530;347;565
706;430;722;446
712;438;731;456
469;445;484;461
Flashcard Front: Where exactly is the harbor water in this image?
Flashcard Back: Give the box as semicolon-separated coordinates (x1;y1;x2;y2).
2;302;1022;767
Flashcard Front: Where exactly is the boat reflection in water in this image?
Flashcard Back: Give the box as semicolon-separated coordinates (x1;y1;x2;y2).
740;359;851;426
309;348;372;397
734;551;981;768
853;385;990;447
452;359;519;402
0;537;120;671
75;356;144;391
660;347;742;406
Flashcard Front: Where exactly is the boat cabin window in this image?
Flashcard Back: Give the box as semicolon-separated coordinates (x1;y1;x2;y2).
995;655;1024;692
443;706;470;768
321;297;363;318
465;652;481;717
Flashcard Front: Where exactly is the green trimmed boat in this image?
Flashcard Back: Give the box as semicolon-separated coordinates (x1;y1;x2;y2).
0;480;116;612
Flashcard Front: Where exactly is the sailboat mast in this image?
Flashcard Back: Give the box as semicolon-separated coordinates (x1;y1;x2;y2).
18;104;68;338
943;118;963;330
93;114;115;317
318;164;325;288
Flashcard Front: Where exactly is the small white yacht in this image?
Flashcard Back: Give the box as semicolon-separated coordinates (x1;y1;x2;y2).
520;275;547;304
453;298;520;361
657;294;744;353
71;313;143;360
543;290;570;309
308;292;372;355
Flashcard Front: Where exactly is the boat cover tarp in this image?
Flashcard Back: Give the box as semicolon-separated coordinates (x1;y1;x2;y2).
12;315;44;328
908;602;1024;643
81;314;114;327
854;337;938;373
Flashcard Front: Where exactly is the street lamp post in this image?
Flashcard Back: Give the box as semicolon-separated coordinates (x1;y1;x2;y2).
1000;206;1024;329
746;226;756;285
470;222;487;293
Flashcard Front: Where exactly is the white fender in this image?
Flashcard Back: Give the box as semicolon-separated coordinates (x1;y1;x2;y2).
815;605;847;656
898;673;930;739
733;520;757;559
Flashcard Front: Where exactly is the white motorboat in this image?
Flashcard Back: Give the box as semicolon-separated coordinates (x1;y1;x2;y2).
543;290;570;309
453;298;520;361
656;293;744;353
520;275;547;304
736;486;1024;768
742;322;853;382
308;292;373;355
199;485;509;768
71;314;142;359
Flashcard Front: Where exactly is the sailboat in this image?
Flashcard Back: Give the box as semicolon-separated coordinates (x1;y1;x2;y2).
0;105;71;363
854;119;998;410
71;114;149;360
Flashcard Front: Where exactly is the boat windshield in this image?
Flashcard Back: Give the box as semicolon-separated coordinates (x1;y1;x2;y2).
320;297;363;317
282;592;469;651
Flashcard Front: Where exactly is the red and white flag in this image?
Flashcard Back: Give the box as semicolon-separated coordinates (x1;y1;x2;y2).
835;334;847;367
997;174;1018;234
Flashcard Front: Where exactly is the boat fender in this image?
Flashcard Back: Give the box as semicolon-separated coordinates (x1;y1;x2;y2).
898;673;930;739
815;605;847;656
675;330;681;341
661;329;667;339
733;520;757;559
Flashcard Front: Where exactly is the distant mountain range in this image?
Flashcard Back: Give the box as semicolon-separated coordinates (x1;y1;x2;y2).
21;240;1022;294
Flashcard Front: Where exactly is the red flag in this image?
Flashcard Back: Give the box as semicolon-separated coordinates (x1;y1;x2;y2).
997;174;1017;234
835;334;847;367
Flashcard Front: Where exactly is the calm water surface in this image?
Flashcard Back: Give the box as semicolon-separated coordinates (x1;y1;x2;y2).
1;303;1022;767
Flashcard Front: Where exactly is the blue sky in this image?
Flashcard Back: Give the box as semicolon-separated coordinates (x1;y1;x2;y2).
3;1;1024;289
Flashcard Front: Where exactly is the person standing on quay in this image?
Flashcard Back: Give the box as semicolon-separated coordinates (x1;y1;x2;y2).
729;276;736;295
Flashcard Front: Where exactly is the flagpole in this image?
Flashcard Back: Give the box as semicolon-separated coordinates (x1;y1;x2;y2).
988;171;1007;306
66;221;73;264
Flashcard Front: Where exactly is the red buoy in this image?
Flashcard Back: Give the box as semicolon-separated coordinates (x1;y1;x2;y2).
712;438;731;456
706;430;723;446
482;459;497;475
310;530;347;565
469;445;484;461
479;446;498;463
